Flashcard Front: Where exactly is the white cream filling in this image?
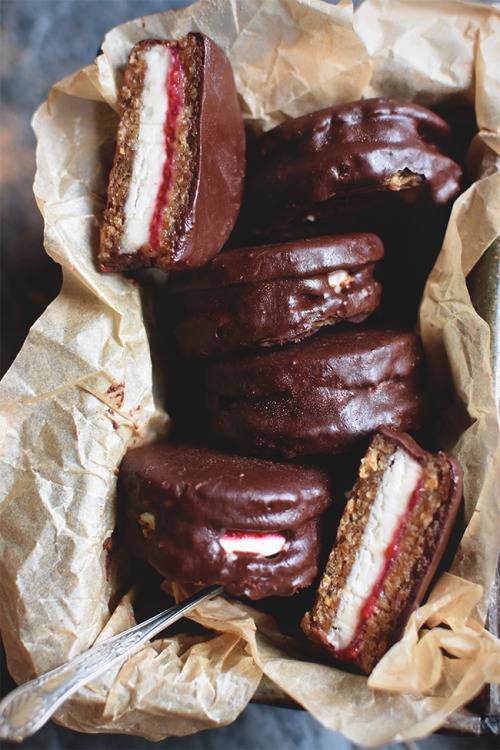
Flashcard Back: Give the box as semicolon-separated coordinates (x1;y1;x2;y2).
219;532;286;557
327;270;353;293
121;45;172;252
326;448;423;650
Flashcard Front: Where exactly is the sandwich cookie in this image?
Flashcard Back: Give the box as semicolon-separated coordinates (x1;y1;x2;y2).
204;327;426;458
99;34;245;273
166;233;384;357
241;97;462;237
302;428;463;673
119;440;332;599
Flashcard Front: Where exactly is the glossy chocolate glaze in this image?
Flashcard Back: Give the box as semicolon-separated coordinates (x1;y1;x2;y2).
119;440;331;599
169;269;381;357
207;327;423;394
168;233;384;290
241;98;463;235
166;234;384;357
99;34;245;273
204;328;426;457
173;34;245;270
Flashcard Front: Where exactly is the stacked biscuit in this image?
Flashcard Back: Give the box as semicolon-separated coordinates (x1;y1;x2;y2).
101;35;463;673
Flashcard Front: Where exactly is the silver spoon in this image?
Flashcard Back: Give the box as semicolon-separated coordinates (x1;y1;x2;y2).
0;584;223;743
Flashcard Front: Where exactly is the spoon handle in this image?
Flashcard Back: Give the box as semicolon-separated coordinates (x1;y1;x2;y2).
0;585;223;742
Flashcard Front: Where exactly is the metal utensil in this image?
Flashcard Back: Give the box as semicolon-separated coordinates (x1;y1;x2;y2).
0;584;223;743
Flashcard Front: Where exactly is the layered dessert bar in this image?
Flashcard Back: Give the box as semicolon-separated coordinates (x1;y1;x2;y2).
301;428;463;673
99;34;245;273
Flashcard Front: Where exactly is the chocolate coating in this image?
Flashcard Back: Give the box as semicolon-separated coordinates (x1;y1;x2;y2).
204;328;426;457
166;233;384;356
241;97;462;235
119;440;331;599
173;35;245;270
169;232;384;290
99;33;245;273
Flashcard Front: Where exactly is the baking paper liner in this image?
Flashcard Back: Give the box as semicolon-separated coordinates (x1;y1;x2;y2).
1;0;499;744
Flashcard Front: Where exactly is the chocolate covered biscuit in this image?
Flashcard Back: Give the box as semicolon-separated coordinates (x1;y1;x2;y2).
119;440;331;599
166;233;384;357
302;428;463;673
241;97;462;237
99;34;245;273
204;328;426;458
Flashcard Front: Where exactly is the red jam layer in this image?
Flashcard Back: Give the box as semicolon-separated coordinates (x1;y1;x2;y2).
331;473;424;661
149;48;183;252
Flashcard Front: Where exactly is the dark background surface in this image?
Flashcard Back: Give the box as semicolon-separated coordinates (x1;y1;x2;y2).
1;1;499;748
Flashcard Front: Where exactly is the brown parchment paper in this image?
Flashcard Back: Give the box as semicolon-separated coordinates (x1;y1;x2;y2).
0;0;499;744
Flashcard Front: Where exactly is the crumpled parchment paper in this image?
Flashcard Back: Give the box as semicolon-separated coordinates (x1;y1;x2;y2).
0;0;499;744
